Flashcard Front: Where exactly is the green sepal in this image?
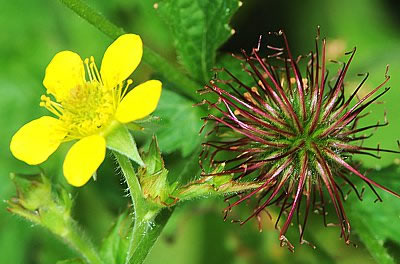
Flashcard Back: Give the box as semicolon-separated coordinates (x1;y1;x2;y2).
142;135;164;175
106;124;144;167
100;210;131;264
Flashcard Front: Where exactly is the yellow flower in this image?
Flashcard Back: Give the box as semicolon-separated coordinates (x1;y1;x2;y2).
10;34;162;187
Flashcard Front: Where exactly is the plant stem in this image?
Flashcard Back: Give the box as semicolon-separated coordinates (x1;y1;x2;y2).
114;152;172;264
114;152;147;262
129;208;174;264
62;221;105;264
58;0;201;102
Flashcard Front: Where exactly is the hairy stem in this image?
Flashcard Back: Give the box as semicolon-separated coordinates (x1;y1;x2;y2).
62;220;104;264
58;0;201;102
114;152;172;264
129;208;173;264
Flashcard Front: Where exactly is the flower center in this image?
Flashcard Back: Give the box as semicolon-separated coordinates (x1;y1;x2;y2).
62;81;115;138
40;56;132;140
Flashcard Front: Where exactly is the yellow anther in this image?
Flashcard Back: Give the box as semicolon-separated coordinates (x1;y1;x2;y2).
280;77;285;88
88;57;103;85
257;80;265;90
251;86;260;96
120;79;133;99
244;92;258;105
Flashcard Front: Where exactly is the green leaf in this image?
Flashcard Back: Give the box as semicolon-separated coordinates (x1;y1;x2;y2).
348;165;400;263
154;89;205;157
350;218;395;264
100;211;131;264
56;259;85;264
156;0;241;83
106;124;144;167
216;53;254;87
167;146;202;185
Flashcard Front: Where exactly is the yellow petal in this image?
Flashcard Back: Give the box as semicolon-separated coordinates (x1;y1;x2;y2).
43;51;85;101
10;116;66;165
63;135;106;187
100;34;143;89
115;80;162;123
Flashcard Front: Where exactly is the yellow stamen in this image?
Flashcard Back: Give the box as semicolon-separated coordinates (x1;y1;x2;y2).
84;58;93;82
89;56;103;85
244;92;258;106
251;86;260;96
121;79;133;99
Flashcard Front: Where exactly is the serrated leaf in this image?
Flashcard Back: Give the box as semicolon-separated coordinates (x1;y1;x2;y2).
156;0;241;83
167;146;202;185
154;89;204;156
100;211;132;264
106;125;144;166
348;165;400;263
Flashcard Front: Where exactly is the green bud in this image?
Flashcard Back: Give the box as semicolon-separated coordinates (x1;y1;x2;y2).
138;136;176;206
9;172;52;211
7;172;74;236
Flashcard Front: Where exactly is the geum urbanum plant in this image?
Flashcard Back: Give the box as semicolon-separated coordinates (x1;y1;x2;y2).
199;30;400;251
10;34;162;187
7;29;266;263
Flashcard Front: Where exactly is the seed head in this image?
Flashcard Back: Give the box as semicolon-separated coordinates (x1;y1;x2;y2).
198;30;400;250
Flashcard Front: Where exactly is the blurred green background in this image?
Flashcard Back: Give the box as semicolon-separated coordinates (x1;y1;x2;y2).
1;0;400;263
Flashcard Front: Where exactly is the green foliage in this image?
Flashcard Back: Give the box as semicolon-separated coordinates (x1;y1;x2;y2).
348;165;400;263
57;259;85;264
100;211;131;264
156;0;241;83
155;89;205;157
2;0;400;263
216;54;253;86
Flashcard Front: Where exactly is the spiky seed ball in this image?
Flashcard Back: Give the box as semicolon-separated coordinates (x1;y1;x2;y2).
199;30;400;251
